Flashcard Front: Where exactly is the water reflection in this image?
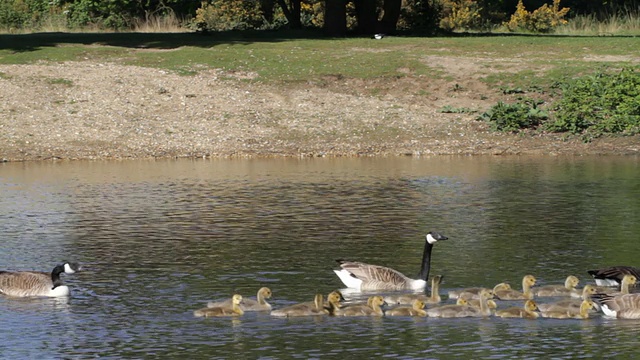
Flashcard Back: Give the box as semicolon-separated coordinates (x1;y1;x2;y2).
0;156;639;358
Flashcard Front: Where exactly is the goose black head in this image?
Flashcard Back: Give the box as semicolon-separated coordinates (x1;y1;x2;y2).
426;231;448;244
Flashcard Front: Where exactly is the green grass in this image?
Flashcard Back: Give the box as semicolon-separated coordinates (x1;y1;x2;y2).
0;31;638;87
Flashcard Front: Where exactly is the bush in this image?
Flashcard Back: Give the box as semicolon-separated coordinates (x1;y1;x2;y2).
399;0;443;34
505;0;569;33
0;1;30;30
478;98;549;132
0;0;64;31
547;67;640;138
439;0;482;31
193;0;265;32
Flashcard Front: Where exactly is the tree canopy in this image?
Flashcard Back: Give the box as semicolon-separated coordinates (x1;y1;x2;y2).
1;0;638;34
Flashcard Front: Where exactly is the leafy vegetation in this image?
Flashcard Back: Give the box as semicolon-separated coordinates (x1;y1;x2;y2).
504;0;570;32
438;0;482;31
480;67;640;139
478;99;549;132
548;68;640;139
193;0;266;32
1;0;639;35
438;105;476;114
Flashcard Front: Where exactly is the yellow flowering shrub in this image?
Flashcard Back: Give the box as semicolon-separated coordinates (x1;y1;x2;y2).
505;0;569;33
439;0;481;31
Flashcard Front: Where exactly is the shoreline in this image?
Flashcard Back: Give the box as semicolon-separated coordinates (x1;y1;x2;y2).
2;62;639;162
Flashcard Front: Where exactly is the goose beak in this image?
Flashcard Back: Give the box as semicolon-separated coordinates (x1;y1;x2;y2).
426;231;448;242
433;232;448;240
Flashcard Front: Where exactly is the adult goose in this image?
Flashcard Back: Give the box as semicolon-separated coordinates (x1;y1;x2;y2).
194;294;244;317
594;293;640;319
0;262;80;297
384;275;443;305
333;231;448;291
587;266;640;287
208;287;272;311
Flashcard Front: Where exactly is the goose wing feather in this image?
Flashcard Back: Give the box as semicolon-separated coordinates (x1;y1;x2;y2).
588;266;640;285
0;271;53;297
597;293;640;315
337;261;411;290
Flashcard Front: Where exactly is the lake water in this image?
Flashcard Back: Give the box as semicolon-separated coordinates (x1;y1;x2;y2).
1;156;639;359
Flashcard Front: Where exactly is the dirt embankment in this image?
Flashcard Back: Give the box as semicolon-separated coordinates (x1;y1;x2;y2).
1;60;638;162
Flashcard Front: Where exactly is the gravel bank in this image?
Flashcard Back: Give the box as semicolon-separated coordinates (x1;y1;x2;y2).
1;62;638;162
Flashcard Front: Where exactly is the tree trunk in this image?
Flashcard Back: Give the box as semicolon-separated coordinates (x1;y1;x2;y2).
354;0;378;34
276;0;302;28
379;0;401;34
291;0;301;28
324;0;347;36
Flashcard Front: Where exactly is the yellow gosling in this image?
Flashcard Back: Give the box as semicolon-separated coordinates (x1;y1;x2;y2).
194;294;243;317
495;275;536;300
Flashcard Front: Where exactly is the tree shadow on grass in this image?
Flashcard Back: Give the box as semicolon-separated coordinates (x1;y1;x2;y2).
0;29;331;52
2;29;636;52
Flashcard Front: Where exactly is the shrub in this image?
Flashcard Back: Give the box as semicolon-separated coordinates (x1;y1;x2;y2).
0;0;31;31
0;0;66;31
439;0;481;31
478;99;549;132
398;0;443;34
505;0;569;33
547;67;640;138
193;0;265;32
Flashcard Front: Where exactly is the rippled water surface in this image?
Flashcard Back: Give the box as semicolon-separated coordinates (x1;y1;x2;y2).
1;157;639;359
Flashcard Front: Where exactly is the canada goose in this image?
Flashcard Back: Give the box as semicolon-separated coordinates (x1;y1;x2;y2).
541;300;595;319
594;293;640;319
467;298;498;312
208;287;272;311
495;275;536;300
0;262;80;297
270;291;344;317
384;275;443;305
448;282;511;300
386;299;427;317
194;294;244;317
587;266;640;287
333;231;448;291
426;289;493;318
270;293;327;317
594;274;636;296
495;300;539;319
533;276;580;297
537;285;598;313
333;296;386;316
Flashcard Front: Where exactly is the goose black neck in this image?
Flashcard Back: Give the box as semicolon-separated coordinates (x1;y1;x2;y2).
51;264;65;289
417;241;434;281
